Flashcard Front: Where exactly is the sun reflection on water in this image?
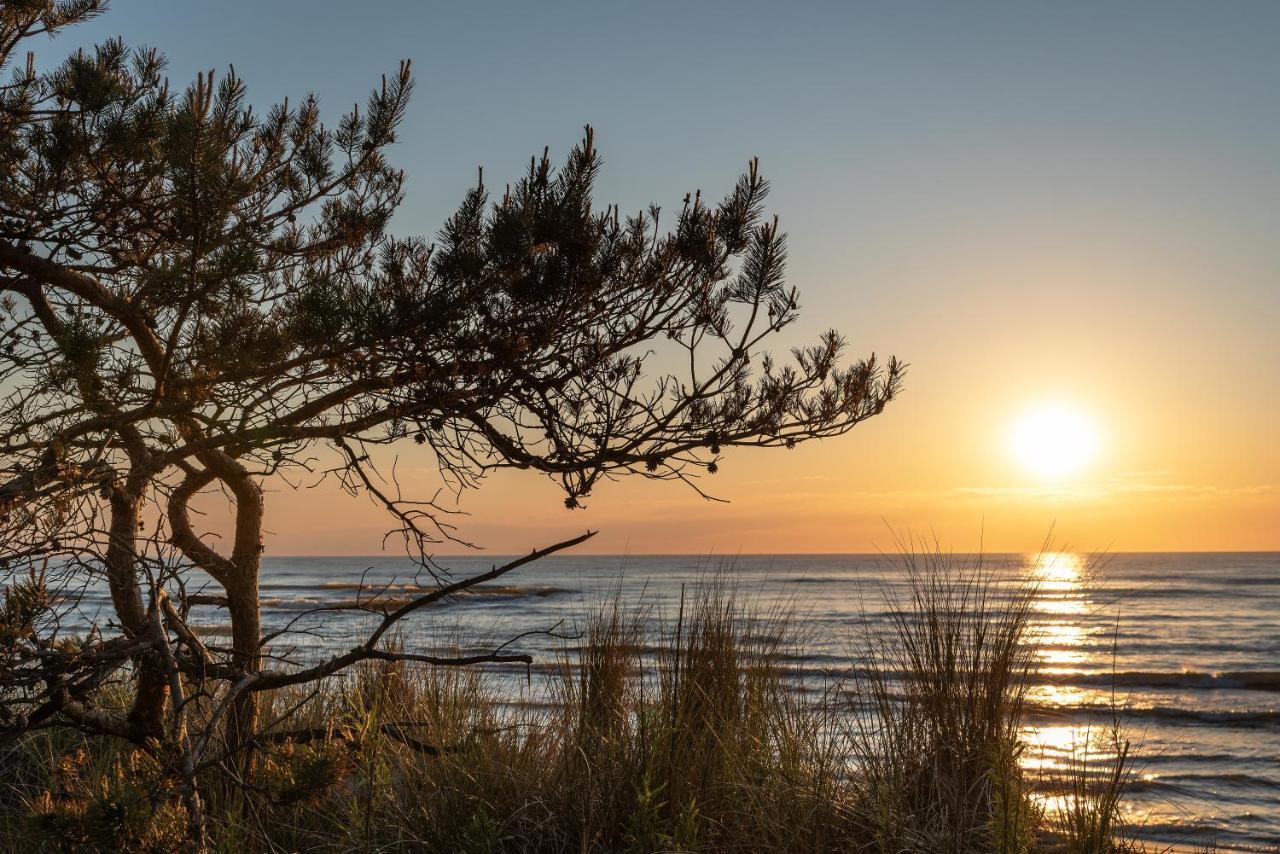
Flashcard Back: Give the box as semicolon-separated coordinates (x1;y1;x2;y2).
1027;552;1090;671
1033;552;1082;589
1020;552;1108;821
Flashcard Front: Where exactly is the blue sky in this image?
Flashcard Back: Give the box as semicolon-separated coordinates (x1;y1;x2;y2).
37;1;1280;551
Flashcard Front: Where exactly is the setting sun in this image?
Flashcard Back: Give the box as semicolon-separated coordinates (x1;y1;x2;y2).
1008;404;1100;479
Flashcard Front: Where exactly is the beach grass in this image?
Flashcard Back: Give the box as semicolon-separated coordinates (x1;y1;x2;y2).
0;551;1146;853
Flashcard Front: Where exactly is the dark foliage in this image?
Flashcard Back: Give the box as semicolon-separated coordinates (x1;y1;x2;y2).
0;2;900;847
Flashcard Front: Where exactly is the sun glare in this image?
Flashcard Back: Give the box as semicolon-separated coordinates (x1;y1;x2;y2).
1008;404;1099;479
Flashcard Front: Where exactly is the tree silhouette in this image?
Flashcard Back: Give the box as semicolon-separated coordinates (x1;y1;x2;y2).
0;1;901;841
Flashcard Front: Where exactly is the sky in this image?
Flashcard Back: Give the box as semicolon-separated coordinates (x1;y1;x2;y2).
49;1;1280;554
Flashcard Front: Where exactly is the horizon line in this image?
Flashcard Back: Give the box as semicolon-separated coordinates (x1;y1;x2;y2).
263;548;1280;558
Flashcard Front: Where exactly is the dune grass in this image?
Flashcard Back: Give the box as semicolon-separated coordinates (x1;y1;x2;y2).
0;552;1143;853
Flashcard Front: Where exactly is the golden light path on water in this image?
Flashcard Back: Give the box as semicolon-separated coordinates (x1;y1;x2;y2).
1018;553;1133;820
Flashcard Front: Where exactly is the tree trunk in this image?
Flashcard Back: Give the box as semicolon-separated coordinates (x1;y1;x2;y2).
106;486;168;741
223;469;265;783
224;571;262;781
166;458;265;784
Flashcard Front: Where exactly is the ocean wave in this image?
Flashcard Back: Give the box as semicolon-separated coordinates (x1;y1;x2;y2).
1039;669;1280;693
260;580;566;596
1034;772;1280;802
1135;750;1277;767
248;585;568;611
1124;822;1280;853
1129;772;1280;792
1029;702;1280;729
743;664;1280;695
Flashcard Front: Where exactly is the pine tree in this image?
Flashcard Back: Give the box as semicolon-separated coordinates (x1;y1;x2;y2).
0;2;900;840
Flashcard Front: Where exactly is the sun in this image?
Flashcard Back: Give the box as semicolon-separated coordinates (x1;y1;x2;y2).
1008;404;1100;479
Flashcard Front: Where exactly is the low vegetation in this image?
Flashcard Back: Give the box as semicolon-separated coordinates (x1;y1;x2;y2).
0;551;1141;853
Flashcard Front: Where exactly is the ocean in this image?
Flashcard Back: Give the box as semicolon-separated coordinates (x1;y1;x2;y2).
79;551;1280;850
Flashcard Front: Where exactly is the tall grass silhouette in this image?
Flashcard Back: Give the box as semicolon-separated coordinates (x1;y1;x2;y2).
1;551;1144;852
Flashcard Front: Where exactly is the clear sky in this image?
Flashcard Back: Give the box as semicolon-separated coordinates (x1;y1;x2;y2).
56;1;1280;553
